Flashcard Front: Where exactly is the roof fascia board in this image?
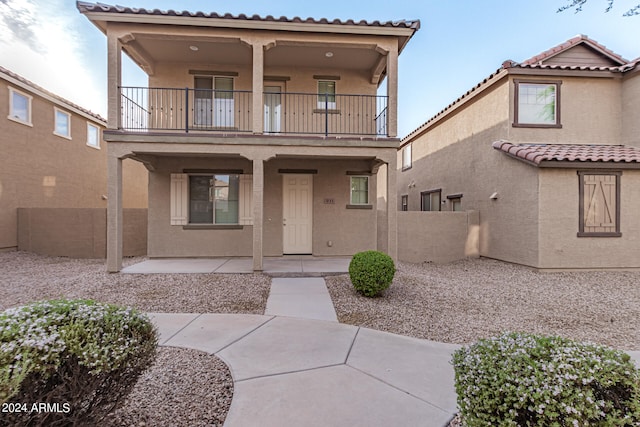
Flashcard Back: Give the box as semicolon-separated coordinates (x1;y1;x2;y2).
508;68;621;79
538;160;640;169
83;12;417;38
1;72;105;125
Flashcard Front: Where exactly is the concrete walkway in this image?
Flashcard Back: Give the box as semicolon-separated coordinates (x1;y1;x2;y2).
150;313;461;427
265;277;338;322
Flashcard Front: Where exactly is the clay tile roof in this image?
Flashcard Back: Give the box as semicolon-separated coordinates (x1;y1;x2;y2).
0;65;105;124
520;34;628;66
492;141;640;166
75;1;420;30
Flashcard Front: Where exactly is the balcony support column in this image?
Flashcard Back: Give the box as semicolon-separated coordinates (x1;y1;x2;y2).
386;154;398;262
107;31;122;130
106;153;123;272
386;45;398;138
250;155;266;271
251;41;265;134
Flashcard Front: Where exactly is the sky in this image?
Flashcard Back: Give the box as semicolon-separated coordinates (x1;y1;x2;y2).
1;0;639;137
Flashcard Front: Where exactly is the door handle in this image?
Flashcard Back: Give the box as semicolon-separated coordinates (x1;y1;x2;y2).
283;218;287;226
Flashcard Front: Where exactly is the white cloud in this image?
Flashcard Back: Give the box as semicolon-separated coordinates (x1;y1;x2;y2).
0;0;106;116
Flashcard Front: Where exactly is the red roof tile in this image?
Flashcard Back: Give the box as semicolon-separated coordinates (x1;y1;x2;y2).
520;34;628;66
76;2;420;31
492;141;640;166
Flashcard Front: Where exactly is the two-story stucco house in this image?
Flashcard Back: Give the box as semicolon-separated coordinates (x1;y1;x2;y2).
399;36;640;271
0;65;148;254
77;2;419;272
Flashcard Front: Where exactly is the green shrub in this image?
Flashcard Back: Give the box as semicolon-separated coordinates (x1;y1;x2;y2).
348;250;396;297
0;299;158;426
452;332;640;426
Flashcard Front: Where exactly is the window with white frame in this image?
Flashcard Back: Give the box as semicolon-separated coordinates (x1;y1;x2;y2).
402;144;412;170
514;80;561;127
350;176;369;205
189;175;240;224
8;87;32;125
86;123;100;148
401;195;408;211
420;189;441;212
317;80;336;109
54;108;71;139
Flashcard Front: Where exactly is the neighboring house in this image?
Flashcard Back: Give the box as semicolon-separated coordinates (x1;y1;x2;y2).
399;35;640;271
77;2;419;272
0;66;148;252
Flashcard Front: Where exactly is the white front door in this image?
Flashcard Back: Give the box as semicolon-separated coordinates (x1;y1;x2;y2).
282;174;313;254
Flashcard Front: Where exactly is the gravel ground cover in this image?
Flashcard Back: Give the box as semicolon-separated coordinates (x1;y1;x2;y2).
0;251;267;426
104;347;233;427
0;252;270;313
326;258;640;351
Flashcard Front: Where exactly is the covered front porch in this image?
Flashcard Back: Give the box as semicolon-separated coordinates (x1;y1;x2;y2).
106;136;398;272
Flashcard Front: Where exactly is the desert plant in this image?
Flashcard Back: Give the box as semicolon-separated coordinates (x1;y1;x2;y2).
348;250;396;297
0;299;157;426
452;332;640;426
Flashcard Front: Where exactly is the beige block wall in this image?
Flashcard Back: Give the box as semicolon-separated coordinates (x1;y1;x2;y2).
538;168;640;270
622;71;640;147
147;156;377;258
398;211;479;264
17;208;147;258
0;79;148;250
507;75;622;145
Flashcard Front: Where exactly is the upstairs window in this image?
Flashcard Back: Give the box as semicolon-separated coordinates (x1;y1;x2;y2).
8;87;32;125
578;171;621;237
402;144;412;170
514;80;561;128
421;189;441;212
317;80;336;109
54;108;71;139
86;123;100;149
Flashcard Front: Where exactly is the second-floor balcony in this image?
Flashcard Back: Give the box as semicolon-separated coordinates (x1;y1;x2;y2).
120;87;389;137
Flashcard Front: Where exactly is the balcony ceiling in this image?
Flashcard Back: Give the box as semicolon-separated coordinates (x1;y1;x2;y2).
124;35;384;76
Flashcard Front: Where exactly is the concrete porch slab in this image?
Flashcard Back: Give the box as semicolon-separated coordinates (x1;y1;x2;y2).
121;258;228;274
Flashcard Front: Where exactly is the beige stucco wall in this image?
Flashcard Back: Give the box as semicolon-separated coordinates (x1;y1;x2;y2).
538;168;640;270
398;77;540;266
622;70;640;147
0;78;148;251
507;75;623;145
147;155;378;258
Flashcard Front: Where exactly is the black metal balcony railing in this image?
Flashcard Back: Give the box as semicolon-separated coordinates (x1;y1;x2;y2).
120;87;389;137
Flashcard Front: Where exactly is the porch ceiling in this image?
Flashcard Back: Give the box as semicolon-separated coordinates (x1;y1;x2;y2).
123;34;385;76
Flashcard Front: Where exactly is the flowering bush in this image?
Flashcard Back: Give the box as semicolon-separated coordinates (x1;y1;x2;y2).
0;299;157;426
348;250;396;297
452;332;640;426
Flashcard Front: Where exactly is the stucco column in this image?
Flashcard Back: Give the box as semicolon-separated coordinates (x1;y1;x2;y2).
386;155;398;261
251;157;265;271
107;31;122;130
386;46;398;138
251;42;264;134
107;154;123;272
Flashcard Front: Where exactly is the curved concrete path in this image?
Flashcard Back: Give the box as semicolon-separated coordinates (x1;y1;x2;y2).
149;313;461;427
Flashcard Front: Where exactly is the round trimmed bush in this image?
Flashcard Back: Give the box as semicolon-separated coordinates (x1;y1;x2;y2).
348;250;396;297
452;332;640;426
0;299;158;426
